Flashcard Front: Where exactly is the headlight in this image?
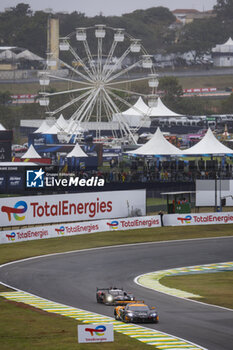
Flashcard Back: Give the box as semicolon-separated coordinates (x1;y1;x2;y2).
127;312;133;317
130;297;134;300
150;313;157;317
106;295;113;302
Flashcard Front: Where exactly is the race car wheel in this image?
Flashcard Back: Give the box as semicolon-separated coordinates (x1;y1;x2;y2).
123;315;130;323
96;296;102;303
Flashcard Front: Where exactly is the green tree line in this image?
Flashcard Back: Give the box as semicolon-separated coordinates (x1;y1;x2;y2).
0;1;233;58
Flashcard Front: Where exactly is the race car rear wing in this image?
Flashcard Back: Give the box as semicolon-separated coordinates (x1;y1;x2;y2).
115;300;144;305
96;287;124;292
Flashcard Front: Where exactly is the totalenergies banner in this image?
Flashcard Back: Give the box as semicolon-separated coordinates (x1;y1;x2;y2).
0;215;161;244
163;212;233;226
0;190;146;228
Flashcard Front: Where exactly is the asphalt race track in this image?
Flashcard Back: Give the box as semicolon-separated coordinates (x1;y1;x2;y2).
1;236;233;350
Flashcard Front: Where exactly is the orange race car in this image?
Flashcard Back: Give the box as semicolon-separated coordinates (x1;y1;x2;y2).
114;301;159;323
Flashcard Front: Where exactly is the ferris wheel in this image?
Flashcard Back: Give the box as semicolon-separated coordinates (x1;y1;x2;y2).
39;25;159;144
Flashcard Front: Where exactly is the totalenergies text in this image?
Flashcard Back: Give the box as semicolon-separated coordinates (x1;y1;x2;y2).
30;198;112;218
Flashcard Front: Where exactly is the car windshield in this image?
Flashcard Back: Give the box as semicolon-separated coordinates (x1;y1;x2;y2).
127;305;149;311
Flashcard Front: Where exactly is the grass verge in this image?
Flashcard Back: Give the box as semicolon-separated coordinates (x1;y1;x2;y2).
161;272;233;309
1;223;233;266
0;297;150;350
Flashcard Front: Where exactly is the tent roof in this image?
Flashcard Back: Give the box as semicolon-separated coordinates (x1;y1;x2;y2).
121;97;149;116
0;123;6;131
212;37;233;52
57;114;68;129
0;49;17;59
222;37;233;46
43;123;60;134
21;145;41;159
16;49;43;61
148;98;182;117
183;128;233;155
120;96;182;118
43;114;68;134
34;120;51;133
128;127;183;156
66;143;88;157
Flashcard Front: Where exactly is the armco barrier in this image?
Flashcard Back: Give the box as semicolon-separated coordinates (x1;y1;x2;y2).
0;215;161;244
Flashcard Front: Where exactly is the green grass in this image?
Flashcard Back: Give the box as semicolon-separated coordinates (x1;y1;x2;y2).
161;272;233;309
1;224;233;349
178;75;233;90
0;297;150;350
1;224;233;266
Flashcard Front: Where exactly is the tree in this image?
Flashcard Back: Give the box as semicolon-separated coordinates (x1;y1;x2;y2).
214;0;233;20
10;3;32;16
159;77;183;98
176;97;213;116
172;18;225;58
158;76;183;112
0;91;12;105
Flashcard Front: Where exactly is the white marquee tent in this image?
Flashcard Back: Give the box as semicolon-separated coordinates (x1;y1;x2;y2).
16;49;43;61
127;127;183;156
0;49;17;60
0;123;6;131
66;143;88;158
212;37;233;67
148;98;182;117
183;128;233;155
121;96;149;116
113;97;151;128
34;120;51;133
57;114;68;129
113;96;182;128
43;123;61;135
21;145;41;159
212;37;233;53
43;114;68;135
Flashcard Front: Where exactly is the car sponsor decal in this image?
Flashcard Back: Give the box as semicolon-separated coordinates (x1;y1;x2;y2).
0;290;205;350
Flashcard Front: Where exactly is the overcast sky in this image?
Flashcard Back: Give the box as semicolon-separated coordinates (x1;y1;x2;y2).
0;0;217;16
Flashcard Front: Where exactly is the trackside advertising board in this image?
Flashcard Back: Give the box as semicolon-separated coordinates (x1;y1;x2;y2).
163;212;233;226
0;190;145;228
78;324;114;343
0;215;161;244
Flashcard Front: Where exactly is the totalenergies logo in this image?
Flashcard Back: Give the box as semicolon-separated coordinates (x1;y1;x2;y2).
6;232;16;241
55;226;65;235
1;201;28;222
177;215;192;224
85;325;106;336
107;220;119;230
